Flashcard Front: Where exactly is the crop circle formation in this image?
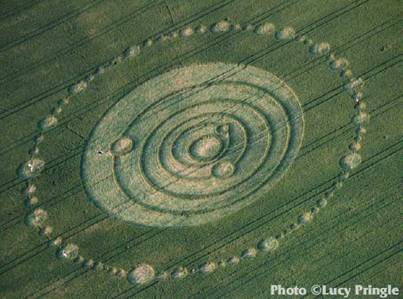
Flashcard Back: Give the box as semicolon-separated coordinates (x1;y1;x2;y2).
81;63;304;227
20;19;368;286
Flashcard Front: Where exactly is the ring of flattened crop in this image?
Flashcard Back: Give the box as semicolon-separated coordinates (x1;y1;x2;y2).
81;63;304;227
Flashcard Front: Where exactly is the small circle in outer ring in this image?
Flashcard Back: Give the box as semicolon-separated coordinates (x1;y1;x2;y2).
212;160;235;178
111;137;134;156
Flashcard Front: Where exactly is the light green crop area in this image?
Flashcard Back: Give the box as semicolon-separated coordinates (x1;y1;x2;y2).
82;63;304;227
0;1;401;298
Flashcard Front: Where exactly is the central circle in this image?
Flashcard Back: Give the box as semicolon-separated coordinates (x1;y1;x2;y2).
189;135;223;161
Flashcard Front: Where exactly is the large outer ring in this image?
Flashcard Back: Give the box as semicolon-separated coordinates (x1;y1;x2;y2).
81;63;304;227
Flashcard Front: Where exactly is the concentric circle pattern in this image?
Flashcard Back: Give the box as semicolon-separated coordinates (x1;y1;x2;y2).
81;63;304;226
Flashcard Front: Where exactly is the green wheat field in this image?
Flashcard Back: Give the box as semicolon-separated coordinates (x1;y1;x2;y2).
0;0;402;298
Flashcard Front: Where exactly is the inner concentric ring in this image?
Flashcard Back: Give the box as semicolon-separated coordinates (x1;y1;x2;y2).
81;63;304;226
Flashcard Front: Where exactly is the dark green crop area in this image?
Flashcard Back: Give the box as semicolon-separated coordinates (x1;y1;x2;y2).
0;0;401;298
